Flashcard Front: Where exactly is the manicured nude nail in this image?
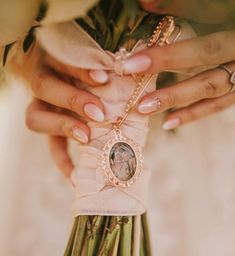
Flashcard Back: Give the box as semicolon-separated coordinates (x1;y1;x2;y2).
138;97;161;113
72;127;89;143
84;103;105;122
162;118;181;130
89;70;108;84
123;55;152;74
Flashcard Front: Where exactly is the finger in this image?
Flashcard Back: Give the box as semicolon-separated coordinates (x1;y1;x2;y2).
123;29;235;74
31;70;105;122
140;0;235;24
48;136;74;178
45;54;108;85
162;92;235;129
137;66;233;114
26;99;90;143
141;0;197;20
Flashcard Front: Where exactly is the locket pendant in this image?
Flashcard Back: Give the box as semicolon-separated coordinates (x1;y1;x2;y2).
101;129;144;188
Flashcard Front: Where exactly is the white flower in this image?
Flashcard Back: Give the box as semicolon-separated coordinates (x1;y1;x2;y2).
0;0;98;46
0;0;40;45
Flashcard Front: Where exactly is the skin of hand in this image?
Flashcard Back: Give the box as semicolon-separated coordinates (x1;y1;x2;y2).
140;0;235;24
9;43;109;178
121;27;235;130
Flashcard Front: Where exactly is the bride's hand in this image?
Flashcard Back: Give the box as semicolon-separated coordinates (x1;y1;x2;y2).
12;44;108;177
26;53;108;137
140;0;235;24
121;29;235;130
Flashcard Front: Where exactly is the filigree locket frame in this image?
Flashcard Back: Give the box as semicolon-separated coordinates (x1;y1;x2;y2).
101;130;144;188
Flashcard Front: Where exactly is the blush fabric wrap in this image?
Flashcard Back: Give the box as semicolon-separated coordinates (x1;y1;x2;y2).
37;20;195;216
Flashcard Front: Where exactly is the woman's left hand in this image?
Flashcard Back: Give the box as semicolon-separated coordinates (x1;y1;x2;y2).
139;62;235;130
10;43;108;178
121;29;235;130
140;0;235;24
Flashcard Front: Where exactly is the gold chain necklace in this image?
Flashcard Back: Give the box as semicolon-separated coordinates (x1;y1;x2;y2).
101;16;176;188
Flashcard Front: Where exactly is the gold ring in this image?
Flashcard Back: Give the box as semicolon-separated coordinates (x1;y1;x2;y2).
219;64;235;92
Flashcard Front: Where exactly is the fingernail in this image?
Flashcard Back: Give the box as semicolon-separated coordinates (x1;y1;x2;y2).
123;55;152;74
89;70;108;84
162;118;181;130
138;97;161;113
84;103;105;122
72;127;89;143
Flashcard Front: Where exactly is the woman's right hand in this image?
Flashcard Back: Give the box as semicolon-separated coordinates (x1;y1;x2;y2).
11;44;108;177
26;53;108;142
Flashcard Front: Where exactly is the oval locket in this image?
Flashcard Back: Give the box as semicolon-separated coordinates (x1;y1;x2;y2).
101;130;143;188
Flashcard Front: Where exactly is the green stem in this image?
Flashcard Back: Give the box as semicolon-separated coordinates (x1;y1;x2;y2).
119;217;132;256
98;217;121;256
64;218;79;256
133;215;141;256
86;216;105;256
109;9;129;52
71;216;88;256
141;213;152;256
111;223;121;255
65;214;151;256
140;233;145;256
81;235;88;256
99;216;110;249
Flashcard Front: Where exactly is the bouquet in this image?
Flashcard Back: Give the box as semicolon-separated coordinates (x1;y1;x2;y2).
53;1;177;255
2;0;181;255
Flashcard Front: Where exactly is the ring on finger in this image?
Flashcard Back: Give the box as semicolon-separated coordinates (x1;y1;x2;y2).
218;64;235;92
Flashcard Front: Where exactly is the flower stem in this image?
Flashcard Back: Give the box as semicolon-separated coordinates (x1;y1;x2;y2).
71;216;88;256
141;213;152;256
98;216;121;255
86;216;105;256
64;218;79;256
119;216;132;255
133;215;141;256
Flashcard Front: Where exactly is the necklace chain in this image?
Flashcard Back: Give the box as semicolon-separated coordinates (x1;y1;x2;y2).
114;16;176;130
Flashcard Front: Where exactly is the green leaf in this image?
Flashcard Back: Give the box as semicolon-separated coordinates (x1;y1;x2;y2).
129;24;157;40
76;19;103;45
129;12;148;35
122;0;141;21
109;8;129;52
75;0;164;53
23;31;35;53
103;28;113;50
91;6;107;33
3;42;15;66
36;1;48;22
